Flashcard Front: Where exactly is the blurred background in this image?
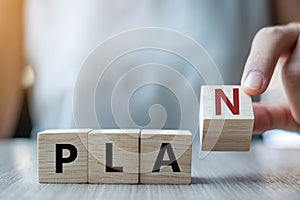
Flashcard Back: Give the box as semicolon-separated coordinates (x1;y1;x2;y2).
0;0;299;141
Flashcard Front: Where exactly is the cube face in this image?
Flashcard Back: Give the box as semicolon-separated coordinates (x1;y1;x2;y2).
200;85;254;151
140;130;192;184
38;129;91;183
88;129;139;184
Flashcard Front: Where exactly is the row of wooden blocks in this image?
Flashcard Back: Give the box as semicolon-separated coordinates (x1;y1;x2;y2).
38;129;192;184
38;85;254;184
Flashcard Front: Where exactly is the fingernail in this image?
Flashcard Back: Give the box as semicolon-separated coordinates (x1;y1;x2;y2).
243;71;264;90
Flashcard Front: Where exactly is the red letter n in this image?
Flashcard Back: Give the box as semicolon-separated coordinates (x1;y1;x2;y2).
215;88;240;115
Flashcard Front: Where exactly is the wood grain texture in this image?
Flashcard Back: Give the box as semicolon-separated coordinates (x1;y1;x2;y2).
3;139;300;199
200;85;254;151
88;129;139;184
140;130;192;184
38;129;91;183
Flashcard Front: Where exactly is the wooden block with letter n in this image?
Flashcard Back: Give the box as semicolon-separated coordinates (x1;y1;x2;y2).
88;129;139;184
200;85;254;151
140;130;192;184
38;129;91;183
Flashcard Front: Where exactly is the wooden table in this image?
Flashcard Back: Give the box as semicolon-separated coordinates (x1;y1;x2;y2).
1;139;300;199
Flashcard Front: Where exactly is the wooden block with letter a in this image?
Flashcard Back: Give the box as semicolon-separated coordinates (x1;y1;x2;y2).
38;129;91;183
88;129;139;184
140;130;192;184
200;85;254;151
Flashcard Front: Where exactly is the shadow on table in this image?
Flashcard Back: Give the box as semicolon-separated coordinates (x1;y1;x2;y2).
192;173;298;185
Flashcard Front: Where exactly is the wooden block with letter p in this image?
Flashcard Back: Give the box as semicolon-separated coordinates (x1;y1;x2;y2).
200;85;254;151
140;130;192;184
38;129;91;183
88;129;139;184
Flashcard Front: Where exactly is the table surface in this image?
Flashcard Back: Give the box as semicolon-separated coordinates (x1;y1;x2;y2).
1;139;300;200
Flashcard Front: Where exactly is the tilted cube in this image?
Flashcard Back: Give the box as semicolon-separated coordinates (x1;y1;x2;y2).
200;85;254;151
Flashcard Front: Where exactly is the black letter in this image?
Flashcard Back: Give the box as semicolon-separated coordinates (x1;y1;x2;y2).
56;144;77;173
105;143;123;172
152;143;181;172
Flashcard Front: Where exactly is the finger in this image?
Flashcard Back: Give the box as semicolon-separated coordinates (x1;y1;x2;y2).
241;23;300;96
253;102;300;133
282;33;300;123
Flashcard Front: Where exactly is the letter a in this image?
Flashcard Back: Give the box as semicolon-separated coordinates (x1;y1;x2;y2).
152;143;181;172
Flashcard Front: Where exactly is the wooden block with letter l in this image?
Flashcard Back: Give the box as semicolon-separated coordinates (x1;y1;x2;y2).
200;85;254;151
38;129;91;183
140;130;192;184
88;129;140;184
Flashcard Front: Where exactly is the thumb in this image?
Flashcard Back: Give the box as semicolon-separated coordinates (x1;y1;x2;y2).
253;102;300;133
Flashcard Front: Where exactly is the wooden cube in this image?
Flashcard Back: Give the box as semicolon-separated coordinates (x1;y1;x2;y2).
38;129;91;183
140;130;192;184
200;85;254;151
88;129;140;184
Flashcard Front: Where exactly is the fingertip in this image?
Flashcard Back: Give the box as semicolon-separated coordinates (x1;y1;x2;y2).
241;70;266;96
241;85;262;96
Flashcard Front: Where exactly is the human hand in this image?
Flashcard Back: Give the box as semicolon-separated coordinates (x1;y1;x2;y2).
241;23;300;133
